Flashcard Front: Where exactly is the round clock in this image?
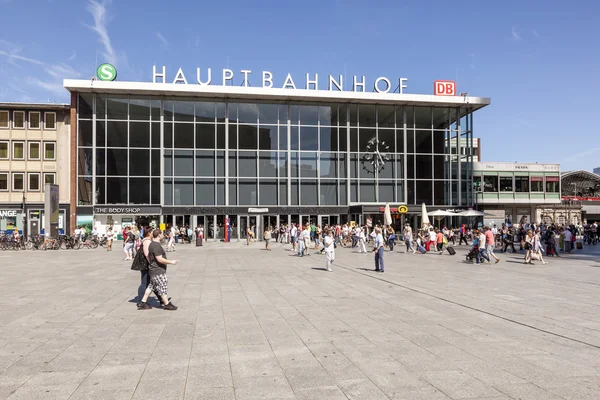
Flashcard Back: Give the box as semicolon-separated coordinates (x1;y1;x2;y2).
362;138;390;174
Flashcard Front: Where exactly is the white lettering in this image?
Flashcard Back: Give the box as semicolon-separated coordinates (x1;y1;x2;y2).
328;74;343;91
153;65;166;83
262;71;273;88
173;68;188;84
305;73;318;90
240;69;252;87
374;77;391;93
0;210;17;218
222;69;233;85
353;75;366;92
282;73;296;89
196;68;212;85
399;78;408;94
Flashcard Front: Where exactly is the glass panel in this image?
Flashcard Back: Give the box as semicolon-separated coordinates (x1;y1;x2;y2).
278;126;288;151
106;149;128;176
415;130;432;153
129;122;150;148
195;101;215;121
300;181;317;205
237;103;258;124
228;151;237;176
407;180;415;204
378;129;395;153
259;125;278;150
44;143;55;160
78;120;93;147
515;176;529;192
228;179;237;205
300;152;317;178
0;174;8;190
484;176;498;192
414;106;431;129
291;152;299;177
79;148;93;176
416;180;432;204
291;180;299;205
196;123;215;149
151;150;160;176
396;129;405;153
217;179;225;205
164;179;173;205
106;177;128;203
129;98;151;120
174;123;194;148
216;124;225;149
216;151;225;176
350;181;358;202
432;107;450;130
433;130;445;154
301;126;319;151
196;179;215;205
279;181;287;205
349;128;358;152
216;102;226;121
164;149;173;176
150;99;161;121
340;181;347;205
0;143;7;159
290;126;299;150
239;124;258;150
379;181;394;202
259;103;278;124
106;121;127;148
290;105;299;124
360;181;375;202
359;128;375;152
29;143;40;159
239;151;257;177
173;150;194;176
174;178;194;205
433;155;445;179
406;130;414;153
96;121;105;147
106;95;128;120
320;180;337;205
151;178;160;204
259;151;277;178
163;100;174;121
129;178;150;204
299;105;319;125
416;155;432;179
320;153;337;178
396;181;405;203
164;123;173;148
338;126;347;151
500;177;513;192
320;104;336;126
378;105;395;127
358;105;376;127
407;155;415;179
28;174;39;190
29;112;40;128
259;180;277;205
79;93;93;119
82;177;97;204
129;149;150;176
379;154;394;179
239;180;258;205
173;100;194;122
228;124;237;149
433;180;445;205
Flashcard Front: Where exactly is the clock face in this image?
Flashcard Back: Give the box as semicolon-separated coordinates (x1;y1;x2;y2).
362;138;390;174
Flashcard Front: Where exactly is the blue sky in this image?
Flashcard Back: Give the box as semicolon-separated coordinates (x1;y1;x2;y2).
1;0;599;171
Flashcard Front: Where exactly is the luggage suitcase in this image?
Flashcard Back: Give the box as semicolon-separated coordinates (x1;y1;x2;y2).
576;241;583;250
546;244;554;256
446;246;456;255
418;245;427;254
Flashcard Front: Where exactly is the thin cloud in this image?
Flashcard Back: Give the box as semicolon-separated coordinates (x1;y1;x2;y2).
8;82;29;96
67;51;76;61
0;50;79;78
511;27;521;41
561;148;600;164
532;29;540;38
86;0;116;64
156;32;168;47
25;77;67;96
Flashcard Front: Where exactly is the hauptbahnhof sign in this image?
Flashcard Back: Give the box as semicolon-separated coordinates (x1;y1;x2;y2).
152;66;409;94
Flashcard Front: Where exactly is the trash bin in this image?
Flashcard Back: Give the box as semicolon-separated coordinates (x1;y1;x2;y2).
196;234;203;247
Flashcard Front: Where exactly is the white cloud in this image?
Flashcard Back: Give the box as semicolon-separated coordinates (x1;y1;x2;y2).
511;26;521;41
86;0;116;64
25;77;67;96
8;82;29;96
156;32;168;47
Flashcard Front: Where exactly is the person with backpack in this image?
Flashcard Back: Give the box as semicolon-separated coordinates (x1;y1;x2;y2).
132;228;165;307
138;229;178;311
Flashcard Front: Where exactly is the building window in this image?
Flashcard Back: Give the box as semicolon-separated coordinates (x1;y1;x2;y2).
499;176;513;192
531;177;544;192
0;173;7;191
29;112;41;129
13;142;24;159
44;112;56;130
28;173;40;191
12;173;24;191
0;111;8;128
28;142;40;160
483;176;498;192
0;141;8;159
514;176;529;192
44;142;56;160
13;111;25;128
546;177;559;193
43;173;56;186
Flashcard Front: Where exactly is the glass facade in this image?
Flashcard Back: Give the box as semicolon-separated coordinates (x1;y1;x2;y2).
77;93;475;208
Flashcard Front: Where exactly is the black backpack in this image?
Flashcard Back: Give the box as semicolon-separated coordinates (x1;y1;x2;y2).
131;247;148;271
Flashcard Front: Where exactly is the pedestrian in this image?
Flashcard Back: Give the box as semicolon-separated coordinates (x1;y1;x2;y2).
123;226;135;261
387;225;396;251
138;229;178;311
106;227;114;251
484;226;500;263
302;224;311;256
167;224;176;252
358;226;367;253
136;228;166;307
323;229;335;272
373;227;385;272
436;229;444;254
264;227;272;251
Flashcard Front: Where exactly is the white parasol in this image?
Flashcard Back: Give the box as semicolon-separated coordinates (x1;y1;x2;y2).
383;203;393;227
456;209;486;217
428;210;457;228
421;203;430;227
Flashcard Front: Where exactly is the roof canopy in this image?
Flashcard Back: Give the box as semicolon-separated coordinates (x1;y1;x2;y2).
561;170;600;197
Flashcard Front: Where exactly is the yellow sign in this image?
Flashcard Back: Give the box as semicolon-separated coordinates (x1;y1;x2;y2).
398;205;408;214
160;223;166;231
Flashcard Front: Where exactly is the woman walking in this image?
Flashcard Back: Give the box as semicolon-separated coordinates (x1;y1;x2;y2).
523;230;534;264
323;230;335;272
387;225;396;252
264;227;272;251
106;227;114;251
531;229;548;265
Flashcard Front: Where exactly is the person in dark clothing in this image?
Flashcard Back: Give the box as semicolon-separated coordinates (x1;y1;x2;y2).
502;230;517;253
138;229;178;310
459;225;469;246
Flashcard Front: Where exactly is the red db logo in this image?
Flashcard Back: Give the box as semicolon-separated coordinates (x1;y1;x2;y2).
434;80;456;96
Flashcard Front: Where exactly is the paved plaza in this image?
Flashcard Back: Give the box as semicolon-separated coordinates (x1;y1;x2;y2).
0;241;600;400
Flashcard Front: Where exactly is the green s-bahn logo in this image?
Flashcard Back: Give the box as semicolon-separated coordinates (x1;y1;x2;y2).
96;63;117;81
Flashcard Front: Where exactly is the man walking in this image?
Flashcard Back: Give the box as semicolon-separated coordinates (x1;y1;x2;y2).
323;230;335;272
484;226;500;263
373;227;385;272
138;229;178;311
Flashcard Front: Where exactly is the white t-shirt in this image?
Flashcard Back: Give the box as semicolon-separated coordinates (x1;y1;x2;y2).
564;230;572;241
323;235;335;253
